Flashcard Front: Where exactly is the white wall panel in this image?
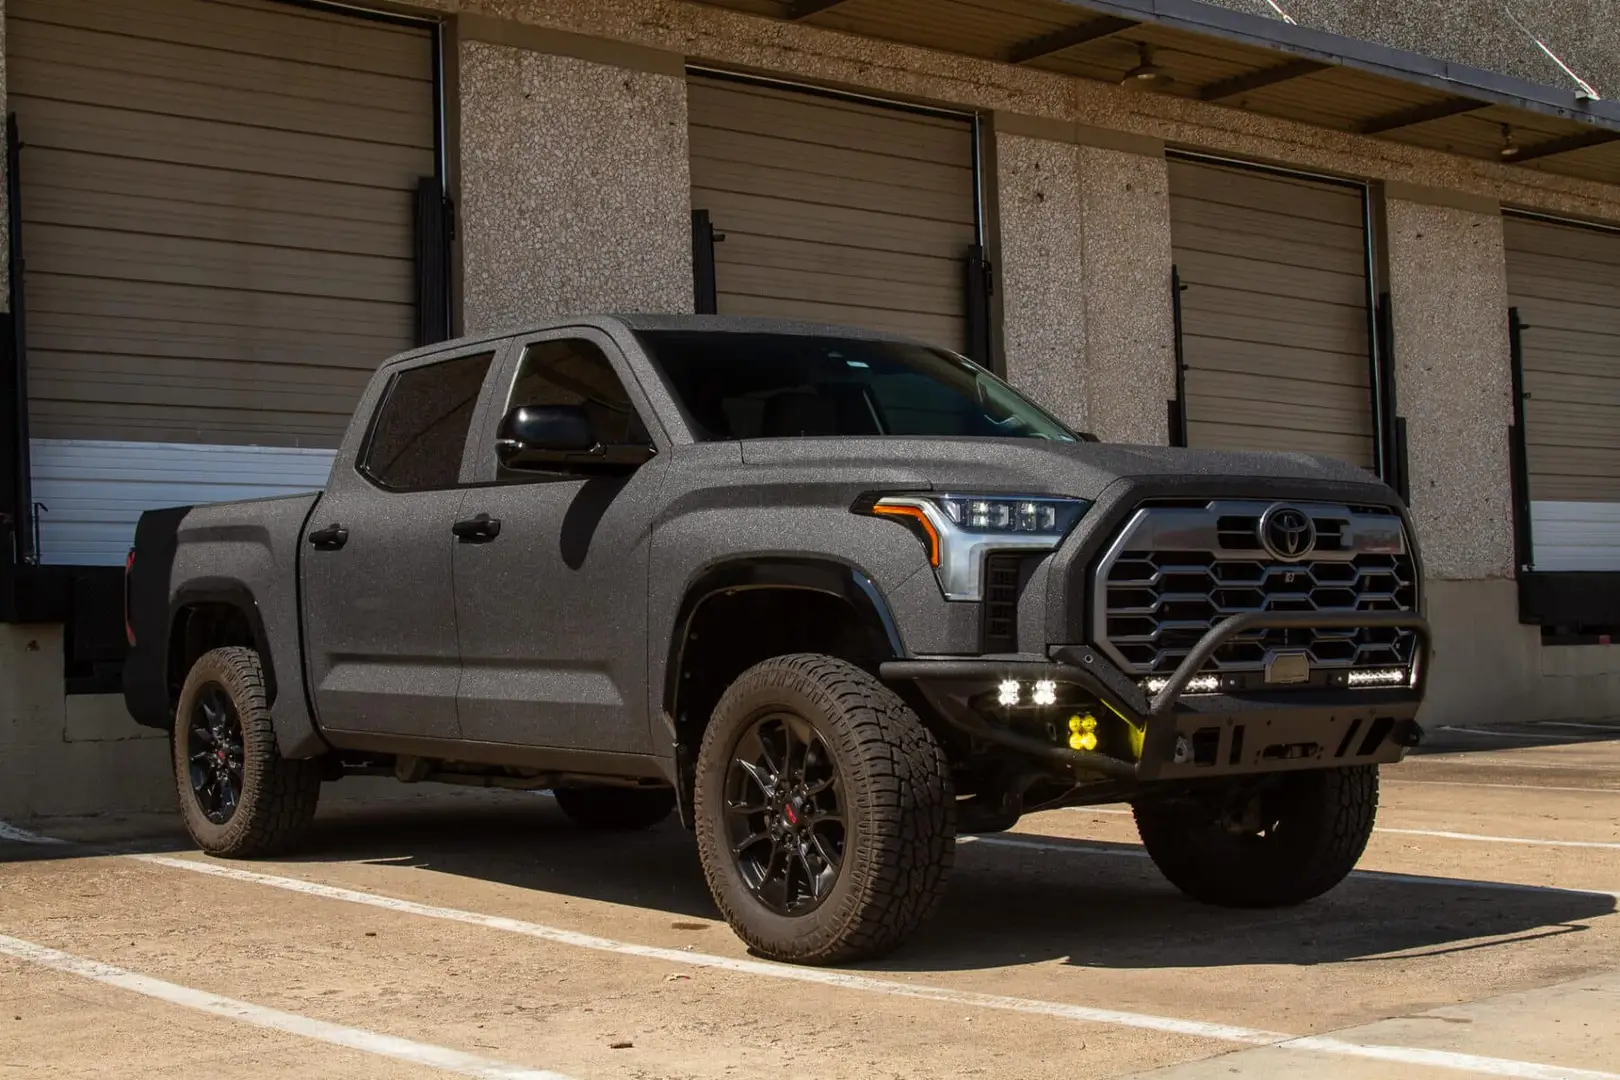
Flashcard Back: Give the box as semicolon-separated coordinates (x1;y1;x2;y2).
1530;500;1620;572
29;439;336;565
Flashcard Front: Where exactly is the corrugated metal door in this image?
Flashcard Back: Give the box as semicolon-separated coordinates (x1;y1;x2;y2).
1170;158;1375;467
1504;215;1620;572
9;0;436;563
687;75;977;351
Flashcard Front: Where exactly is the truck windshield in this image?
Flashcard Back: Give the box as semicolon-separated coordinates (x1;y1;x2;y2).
634;331;1079;443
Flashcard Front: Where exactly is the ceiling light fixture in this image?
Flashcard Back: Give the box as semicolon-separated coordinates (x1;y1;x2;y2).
1121;43;1174;92
1499;123;1521;160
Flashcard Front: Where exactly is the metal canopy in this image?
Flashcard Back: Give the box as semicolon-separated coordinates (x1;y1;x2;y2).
693;0;1620;187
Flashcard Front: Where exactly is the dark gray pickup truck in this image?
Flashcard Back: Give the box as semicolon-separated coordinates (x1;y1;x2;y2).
125;315;1429;964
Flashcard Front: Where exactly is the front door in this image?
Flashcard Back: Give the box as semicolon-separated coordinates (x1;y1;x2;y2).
453;331;662;755
300;348;496;739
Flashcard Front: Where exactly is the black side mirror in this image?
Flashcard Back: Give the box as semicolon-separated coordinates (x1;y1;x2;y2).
496;405;654;473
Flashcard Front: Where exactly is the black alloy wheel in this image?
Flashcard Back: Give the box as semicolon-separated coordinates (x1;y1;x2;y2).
187;682;246;825
723;712;846;915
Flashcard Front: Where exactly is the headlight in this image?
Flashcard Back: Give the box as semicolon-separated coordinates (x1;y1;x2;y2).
857;493;1089;601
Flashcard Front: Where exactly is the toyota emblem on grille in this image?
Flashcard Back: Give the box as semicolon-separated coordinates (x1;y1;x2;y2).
1259;505;1316;561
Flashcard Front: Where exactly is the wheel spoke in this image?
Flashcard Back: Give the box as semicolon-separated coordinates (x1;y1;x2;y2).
731;829;771;857
803;774;836;798
809;830;842;871
756;846;791;911
756;727;784;778
735;758;774;796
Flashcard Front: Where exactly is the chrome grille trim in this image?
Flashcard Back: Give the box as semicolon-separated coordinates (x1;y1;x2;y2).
1092;500;1418;678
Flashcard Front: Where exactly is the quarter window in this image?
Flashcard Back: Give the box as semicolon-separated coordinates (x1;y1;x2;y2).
361;351;494;491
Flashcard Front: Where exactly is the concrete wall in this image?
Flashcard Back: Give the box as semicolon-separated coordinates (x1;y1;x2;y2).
456;25;694;333
994;120;1176;444
0;625;172;822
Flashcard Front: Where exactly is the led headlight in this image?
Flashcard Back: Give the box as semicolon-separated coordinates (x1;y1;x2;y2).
858;493;1089;601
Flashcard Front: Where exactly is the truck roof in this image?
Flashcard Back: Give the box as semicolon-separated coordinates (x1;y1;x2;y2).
381;314;928;370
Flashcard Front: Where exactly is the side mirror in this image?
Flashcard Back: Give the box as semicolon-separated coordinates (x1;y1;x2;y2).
496;405;654;473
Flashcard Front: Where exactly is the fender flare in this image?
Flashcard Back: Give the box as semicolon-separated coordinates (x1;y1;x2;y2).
660;555;906;723
168;578;278;705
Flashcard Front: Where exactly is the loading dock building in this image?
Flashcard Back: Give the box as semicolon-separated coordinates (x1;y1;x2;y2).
2;0;1617;818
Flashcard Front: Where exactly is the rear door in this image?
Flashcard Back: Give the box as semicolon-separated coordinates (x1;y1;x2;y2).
300;347;499;739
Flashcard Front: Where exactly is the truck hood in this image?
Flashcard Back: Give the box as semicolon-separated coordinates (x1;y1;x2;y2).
737;436;1385;501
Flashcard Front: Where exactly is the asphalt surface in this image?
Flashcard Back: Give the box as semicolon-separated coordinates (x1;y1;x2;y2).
3;718;1618;1079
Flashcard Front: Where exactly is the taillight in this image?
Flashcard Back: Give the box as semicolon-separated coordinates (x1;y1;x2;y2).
124;548;137;647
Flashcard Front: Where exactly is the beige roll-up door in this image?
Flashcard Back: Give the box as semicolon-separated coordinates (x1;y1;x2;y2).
687;75;977;352
1503;215;1620;572
11;0;436;448
1170;158;1375;466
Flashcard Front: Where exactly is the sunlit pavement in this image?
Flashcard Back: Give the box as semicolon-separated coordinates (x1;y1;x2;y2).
4;719;1619;1080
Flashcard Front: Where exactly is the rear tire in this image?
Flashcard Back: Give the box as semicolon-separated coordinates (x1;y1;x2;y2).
552;786;675;831
694;654;954;965
173;647;321;858
1133;766;1377;908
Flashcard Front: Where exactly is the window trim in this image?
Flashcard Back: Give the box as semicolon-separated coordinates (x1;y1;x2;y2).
355;348;498;494
467;327;664;486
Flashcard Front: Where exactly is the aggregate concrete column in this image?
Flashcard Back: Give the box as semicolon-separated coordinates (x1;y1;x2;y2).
993;117;1175;444
1381;187;1538;721
457;22;693;334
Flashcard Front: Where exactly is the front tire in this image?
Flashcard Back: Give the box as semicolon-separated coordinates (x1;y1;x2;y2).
694;654;954;965
553;785;675;830
1133;766;1378;908
173;647;321;857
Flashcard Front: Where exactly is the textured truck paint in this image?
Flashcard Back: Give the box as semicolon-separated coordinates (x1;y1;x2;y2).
127;314;1422;780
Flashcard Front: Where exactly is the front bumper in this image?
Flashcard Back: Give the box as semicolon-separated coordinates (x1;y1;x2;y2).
881;611;1431;782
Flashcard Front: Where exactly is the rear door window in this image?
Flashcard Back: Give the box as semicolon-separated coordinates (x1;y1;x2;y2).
361;351;495;491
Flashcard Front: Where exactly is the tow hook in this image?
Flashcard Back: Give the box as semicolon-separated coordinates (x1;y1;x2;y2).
1391;719;1424;748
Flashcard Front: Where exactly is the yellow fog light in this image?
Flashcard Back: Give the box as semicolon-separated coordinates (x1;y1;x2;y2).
1068;713;1098;752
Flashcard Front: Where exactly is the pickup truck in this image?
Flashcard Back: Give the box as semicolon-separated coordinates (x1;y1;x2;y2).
124;314;1430;964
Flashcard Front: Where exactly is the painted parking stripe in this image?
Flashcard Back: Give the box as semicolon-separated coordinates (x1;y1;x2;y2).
125;853;1620;1079
1384;779;1620;796
0;934;574;1080
129;853;1283;1044
1058;807;1620;852
1378;828;1620;852
0;821;66;844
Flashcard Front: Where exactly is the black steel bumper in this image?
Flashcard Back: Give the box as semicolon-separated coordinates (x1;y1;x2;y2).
880;611;1431;782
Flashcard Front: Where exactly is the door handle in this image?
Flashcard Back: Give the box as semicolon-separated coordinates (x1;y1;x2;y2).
308;523;348;550
452;513;501;543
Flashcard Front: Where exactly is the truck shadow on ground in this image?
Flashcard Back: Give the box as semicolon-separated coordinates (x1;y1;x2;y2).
273;792;1615;974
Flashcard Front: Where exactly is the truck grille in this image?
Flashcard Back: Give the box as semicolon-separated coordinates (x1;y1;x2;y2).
1094;500;1418;678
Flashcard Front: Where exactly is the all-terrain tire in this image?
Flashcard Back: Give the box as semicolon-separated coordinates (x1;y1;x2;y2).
694;654;954;965
1133;765;1378;908
173;647;321;857
553;786;675;831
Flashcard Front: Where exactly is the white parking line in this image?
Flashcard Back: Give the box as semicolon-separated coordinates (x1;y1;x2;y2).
1056;807;1620;853
128;853;1282;1044
1378;828;1620;852
1384;779;1620;796
1436;727;1607;742
0;934;574;1080
121;852;1620;1079
0;821;66;844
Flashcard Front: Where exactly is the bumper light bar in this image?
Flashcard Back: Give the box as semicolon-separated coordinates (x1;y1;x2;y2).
1347;667;1412;687
1144;674;1221;695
